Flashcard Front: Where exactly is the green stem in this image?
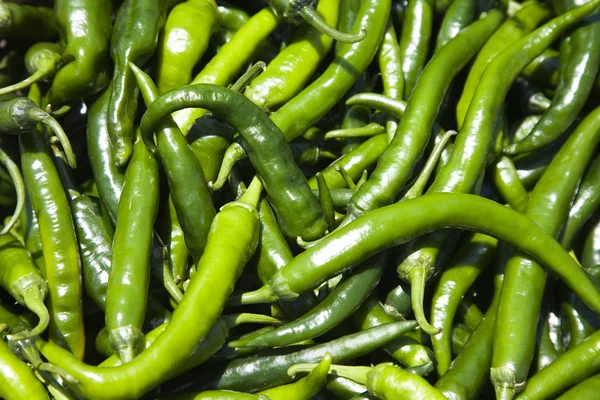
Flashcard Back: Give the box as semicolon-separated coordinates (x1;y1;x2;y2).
30;108;76;168
0;70;48;96
288;362;371;385
211;142;246;191
299;6;366;43
230;62;267;93
403;130;456;200
0;147;24;235
408;267;440;335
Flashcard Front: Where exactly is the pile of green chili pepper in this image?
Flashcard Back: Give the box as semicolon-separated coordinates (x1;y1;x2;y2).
0;0;600;399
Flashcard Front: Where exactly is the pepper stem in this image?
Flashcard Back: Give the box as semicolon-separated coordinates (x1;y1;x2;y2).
230;62;267;93
316;173;335;231
299;6;366;43
30;109;77;169
226;284;277;306
0;147;24;235
288;362;370;385
162;247;184;304
238;177;262;208
221;313;283;330
324;123;385;139
20;294;49;339
403;130;456;201
0;70;48;97
408;267;441;335
210;142;246;191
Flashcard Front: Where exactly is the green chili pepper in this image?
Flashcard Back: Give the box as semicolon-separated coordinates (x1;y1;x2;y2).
435;265;503;400
435;0;476;51
231;192;600;334
430;232;497;375
214;0;389;181
0;146;24;236
522;48;561;89
131;63;216;260
108;0;178;167
396;0;599;335
505;2;600;155
266;0;365;43
44;0;112;109
0;97;76;168
87;85;125;223
377;17;403;138
582;216;600;271
352;293;435;372
36;179;263;399
105;129;160;363
0;3;57;41
178;320;419;393
218;4;250;30
346;10;503;226
514;329;600;400
230;256;383;348
172;7;281;132
0;42;63;96
492;156;530;213
492;106;600;400
0;231;48;340
252;198;319;319
157;0;220;93
561;153;600;249
0;325;49;400
244;0;340;111
256;353;332;399
140;84;327;241
21;84;84;360
100;312;280;374
456;1;550;128
557;373;600;399
326;376;368;399
398;0;434;99
289;362;446;399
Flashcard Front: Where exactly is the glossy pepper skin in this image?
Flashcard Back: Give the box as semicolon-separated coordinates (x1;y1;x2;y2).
368;363;446;399
244;0;340;111
0;232;49;340
398;0;434;98
352;293;435;372
456;2;551;128
434;0;475;51
172;7;281;132
36;180;262;400
86;86;125;223
0;3;57;41
230;257;383;348
557;373;600;399
561;153;600;248
178;320;419;394
105;130;160;363
21;84;84;360
492;105;600;400
252;198;318;319
395;0;599;333
140;84;327;241
515;329;600;400
131;63;215;260
430;232;498;375
70;195;113;311
44;0;113;109
505;0;600;155
235;193;600;319
214;0;389;178
108;0;180;166
346;10;503;222
157;0;220;93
